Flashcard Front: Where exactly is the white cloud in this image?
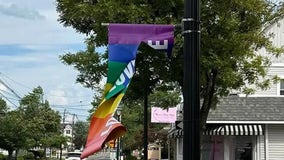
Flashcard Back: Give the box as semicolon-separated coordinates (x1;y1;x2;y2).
0;0;85;45
47;89;69;105
0;3;45;20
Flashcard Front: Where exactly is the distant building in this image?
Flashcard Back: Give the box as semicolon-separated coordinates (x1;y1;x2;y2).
0;149;8;156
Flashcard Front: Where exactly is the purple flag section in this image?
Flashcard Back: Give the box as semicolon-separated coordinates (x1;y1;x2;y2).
108;23;174;56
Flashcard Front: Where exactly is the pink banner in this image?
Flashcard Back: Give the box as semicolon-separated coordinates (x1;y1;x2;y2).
151;107;177;123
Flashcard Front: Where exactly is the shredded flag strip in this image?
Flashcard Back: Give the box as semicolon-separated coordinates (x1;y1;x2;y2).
81;23;174;158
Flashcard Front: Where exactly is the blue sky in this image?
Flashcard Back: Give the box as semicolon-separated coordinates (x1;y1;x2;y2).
0;0;94;122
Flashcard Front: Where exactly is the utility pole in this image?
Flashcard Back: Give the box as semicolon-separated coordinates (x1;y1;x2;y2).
60;109;66;160
183;0;200;160
71;113;76;151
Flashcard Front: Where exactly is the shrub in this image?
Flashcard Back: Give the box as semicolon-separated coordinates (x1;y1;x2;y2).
0;154;6;160
23;152;35;160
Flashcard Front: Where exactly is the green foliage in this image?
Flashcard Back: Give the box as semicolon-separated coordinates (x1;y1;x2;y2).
148;82;182;109
202;0;268;91
72;121;89;149
0;98;8;114
56;0;284;100
124;154;137;160
40;134;67;149
120;102;144;150
19;86;62;150
23;152;35;160
0;86;63;157
0;153;6;160
37;150;45;158
0;110;27;154
59;39;107;90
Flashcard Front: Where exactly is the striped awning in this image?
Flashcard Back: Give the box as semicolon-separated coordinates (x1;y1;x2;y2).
204;124;263;136
168;124;263;138
168;129;183;138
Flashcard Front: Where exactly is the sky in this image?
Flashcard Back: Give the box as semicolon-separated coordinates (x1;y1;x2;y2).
0;0;281;123
0;0;94;122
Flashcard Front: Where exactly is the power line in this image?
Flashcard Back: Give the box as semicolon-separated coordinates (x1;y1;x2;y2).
47;94;93;98
51;103;92;107
0;89;21;99
0;78;21;99
76;114;89;118
0;72;93;100
58;111;89;122
58;109;90;116
0;95;20;101
0;72;32;90
51;105;91;111
0;92;18;108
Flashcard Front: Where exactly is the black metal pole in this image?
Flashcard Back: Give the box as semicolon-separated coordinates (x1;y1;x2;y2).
116;137;120;160
183;0;200;160
116;114;120;160
143;88;148;160
116;108;122;160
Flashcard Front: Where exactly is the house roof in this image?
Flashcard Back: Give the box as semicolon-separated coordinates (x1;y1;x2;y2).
207;96;284;123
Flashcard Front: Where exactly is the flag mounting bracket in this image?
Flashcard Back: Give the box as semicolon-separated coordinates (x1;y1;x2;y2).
182;18;200;23
182;30;200;34
181;18;200;35
101;23;109;26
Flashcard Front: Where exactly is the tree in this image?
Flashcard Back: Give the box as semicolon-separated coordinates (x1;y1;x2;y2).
56;0;284;147
41;134;67;152
120;101;144;151
0;110;27;160
19;86;62;154
0;87;63;159
72;121;89;149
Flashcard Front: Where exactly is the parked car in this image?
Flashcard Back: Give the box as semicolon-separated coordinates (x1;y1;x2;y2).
65;151;86;160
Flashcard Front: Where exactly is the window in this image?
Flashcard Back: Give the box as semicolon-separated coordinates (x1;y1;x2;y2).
235;136;253;160
280;79;284;95
66;130;71;135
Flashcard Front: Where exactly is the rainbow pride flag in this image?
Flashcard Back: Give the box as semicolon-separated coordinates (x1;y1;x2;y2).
81;24;174;158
